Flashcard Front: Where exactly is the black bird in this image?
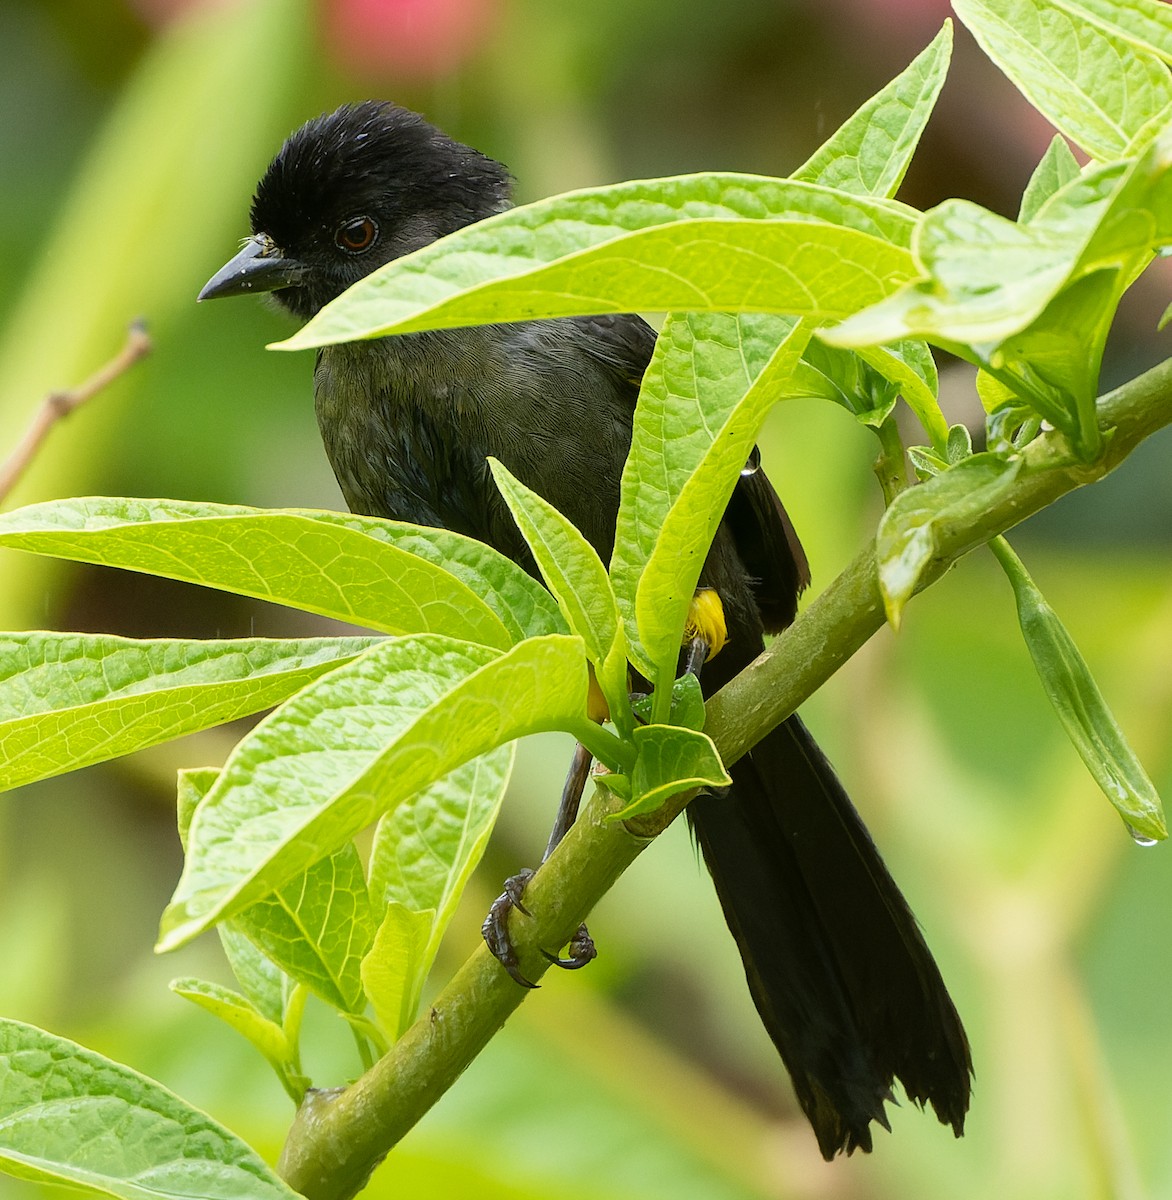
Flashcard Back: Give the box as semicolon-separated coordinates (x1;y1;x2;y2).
199;100;972;1158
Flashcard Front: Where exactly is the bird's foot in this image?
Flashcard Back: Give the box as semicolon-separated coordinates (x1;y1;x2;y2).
481;868;596;987
482;870;536;987
541;924;597;970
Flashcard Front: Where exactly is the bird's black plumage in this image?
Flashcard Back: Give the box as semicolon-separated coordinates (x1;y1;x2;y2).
200;100;972;1158
251;101;512;320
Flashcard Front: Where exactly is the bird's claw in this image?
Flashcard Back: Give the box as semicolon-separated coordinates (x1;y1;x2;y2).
502;869;533;916
482;870;538;988
481;870;597;987
540;924;597;970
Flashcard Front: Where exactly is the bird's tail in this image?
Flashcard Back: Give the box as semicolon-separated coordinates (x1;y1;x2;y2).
687;713;972;1158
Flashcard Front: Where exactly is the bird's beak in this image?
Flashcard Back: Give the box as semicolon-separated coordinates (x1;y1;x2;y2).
197;235;306;301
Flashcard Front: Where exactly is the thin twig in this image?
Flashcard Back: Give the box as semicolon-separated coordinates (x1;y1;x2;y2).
0;320;152;506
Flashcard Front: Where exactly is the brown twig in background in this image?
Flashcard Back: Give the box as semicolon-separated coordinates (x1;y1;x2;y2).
0;319;152;506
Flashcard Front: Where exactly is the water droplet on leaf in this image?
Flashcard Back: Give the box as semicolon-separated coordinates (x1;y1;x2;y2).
1125;823;1159;847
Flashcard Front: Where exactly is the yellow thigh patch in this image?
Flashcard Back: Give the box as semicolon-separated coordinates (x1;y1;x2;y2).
683;587;727;658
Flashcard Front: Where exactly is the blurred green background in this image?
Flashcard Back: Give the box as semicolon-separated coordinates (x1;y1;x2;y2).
2;0;1172;1197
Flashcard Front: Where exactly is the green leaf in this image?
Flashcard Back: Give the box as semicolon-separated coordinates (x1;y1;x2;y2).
368;744;513;1022
632;672;707;732
184;758;365;1027
615;316;811;680
828;140;1172;352
670;674;707;731
179;770;291;1026
856;341;946;448
217;923;288;1027
907;445;948;479
1019;134;1081;223
1046;0;1172;65
1063;133;1172;270
875;454;1022;626
946;423;975;463
0;632;376;794
0;497;564;646
168;978;299;1084
989;537;1166;840
0;1019;299;1200
793;21;952;198
175;767;215;848
231;843;376;1014
798;338;900;427
487;460;627;714
977;138;1172;452
981;266;1125;455
828;198;1073;348
609;725;730;820
789;24;951;449
750;321;927;442
360;903;434;1042
272;176;918;350
799;337;945;450
953;0;1172;161
976;371;1019;414
158;633;587;951
796;335;945;449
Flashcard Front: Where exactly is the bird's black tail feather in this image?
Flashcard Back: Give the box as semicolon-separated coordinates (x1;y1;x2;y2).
688;713;972;1158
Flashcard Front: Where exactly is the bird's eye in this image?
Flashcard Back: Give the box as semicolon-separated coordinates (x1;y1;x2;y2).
335;216;379;253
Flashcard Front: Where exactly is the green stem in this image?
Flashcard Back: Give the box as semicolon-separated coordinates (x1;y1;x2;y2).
609;699;636;742
277;984;310;1105
276;1065;307;1107
277;354;1172;1200
873;413;910;506
351;1025;375;1073
566;716;635;772
986;533;1019;577
599;651;635;741
705;356;1172;769
651;665;674;725
283;983;308;1068
343;1014;391;1068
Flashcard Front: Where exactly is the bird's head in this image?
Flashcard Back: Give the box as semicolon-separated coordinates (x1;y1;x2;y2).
198;100;512;320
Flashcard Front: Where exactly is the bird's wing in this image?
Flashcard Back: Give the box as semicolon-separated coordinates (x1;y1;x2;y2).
570;312;808;631
565;313;658;401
